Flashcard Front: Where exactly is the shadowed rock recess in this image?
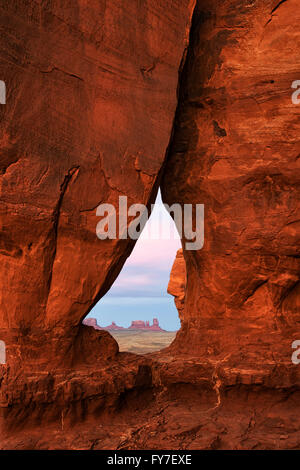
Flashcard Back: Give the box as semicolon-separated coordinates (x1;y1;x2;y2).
0;0;299;449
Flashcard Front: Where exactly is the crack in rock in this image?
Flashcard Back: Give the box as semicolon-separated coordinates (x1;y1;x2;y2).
264;0;289;27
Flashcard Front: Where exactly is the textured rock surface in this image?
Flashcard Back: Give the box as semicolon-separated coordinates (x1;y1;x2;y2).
0;0;194;365
1;0;300;450
162;0;300;366
167;249;186;320
1;353;300;449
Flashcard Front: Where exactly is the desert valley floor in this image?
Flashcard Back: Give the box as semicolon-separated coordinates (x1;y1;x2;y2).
110;331;177;355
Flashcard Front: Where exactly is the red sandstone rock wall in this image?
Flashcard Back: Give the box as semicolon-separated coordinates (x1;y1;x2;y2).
0;0;195;366
162;0;300;365
168;249;186;320
1;0;300;450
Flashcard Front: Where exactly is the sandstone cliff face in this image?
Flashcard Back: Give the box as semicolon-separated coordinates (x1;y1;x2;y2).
0;0;194;366
1;0;300;450
162;0;300;366
167;249;186;320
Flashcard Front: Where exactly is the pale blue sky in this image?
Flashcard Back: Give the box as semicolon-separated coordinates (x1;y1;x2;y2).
88;190;181;331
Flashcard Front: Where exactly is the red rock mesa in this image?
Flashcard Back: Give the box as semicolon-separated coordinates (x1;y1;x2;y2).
128;318;164;331
83;318;165;331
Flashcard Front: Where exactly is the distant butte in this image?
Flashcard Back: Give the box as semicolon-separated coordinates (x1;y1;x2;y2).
83;318;165;332
129;318;165;331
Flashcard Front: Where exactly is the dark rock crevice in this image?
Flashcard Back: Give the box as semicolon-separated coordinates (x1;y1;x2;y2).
45;166;80;305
